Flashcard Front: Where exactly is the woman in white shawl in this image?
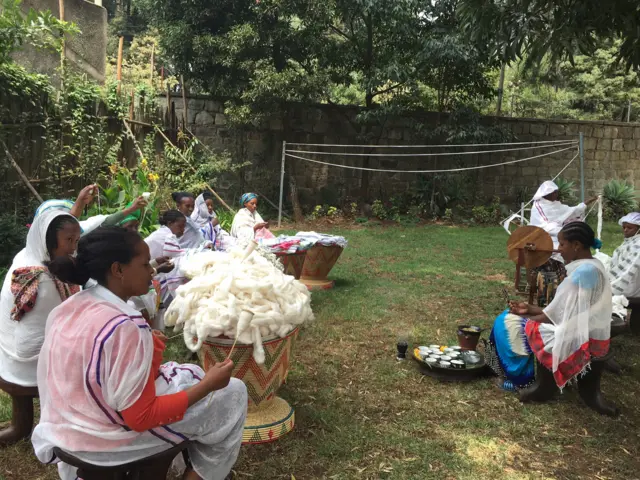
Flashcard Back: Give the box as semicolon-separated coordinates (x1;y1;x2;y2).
487;222;614;413
172;192;213;250
231;193;274;245
191;191;236;251
529;180;598;253
32;227;247;480
608;212;640;319
0;210;81;392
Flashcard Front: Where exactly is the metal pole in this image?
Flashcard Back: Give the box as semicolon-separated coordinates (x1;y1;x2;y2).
579;132;585;202
278;141;286;228
520;202;525;225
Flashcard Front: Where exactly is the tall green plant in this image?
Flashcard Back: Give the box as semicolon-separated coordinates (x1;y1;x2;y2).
603;180;637;220
554;177;577;204
86;166;160;237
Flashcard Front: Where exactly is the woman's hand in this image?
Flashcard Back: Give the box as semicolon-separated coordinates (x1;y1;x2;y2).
509;301;530;316
152;330;167;342
254;222;268;231
211;218;220;227
70;184;98;217
156;262;174;274
155;256;170;265
201;359;234;392
126;196;148;214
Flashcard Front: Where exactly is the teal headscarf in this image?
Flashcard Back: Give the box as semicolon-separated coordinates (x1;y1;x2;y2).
34;199;74;219
240;192;257;206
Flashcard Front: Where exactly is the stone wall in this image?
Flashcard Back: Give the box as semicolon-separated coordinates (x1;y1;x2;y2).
159;94;640;210
15;0;107;84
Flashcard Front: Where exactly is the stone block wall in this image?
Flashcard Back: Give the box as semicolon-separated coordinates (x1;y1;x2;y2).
158;94;640;210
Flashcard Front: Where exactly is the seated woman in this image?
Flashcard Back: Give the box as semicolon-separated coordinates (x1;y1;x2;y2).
487;222;612;398
32;227;247;480
231;193;274;245
0;210;81;387
144;210;202;308
191;191;236;251
172;192;213;250
608;213;640;320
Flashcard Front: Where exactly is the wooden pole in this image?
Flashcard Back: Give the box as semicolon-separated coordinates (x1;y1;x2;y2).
123;119;145;162
1;140;44;203
180;75;188;128
58;0;66;88
149;44;155;86
154;125;234;213
160;66;165;84
116;37;124;94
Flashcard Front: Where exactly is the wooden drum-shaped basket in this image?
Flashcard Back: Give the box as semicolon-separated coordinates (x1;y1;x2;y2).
198;328;299;444
300;244;344;290
275;251;307;279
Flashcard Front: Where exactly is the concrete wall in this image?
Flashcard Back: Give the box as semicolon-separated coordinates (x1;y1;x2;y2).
15;0;107;84
159;94;640;209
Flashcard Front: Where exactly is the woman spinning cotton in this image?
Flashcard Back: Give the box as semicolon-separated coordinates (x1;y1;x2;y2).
530;180;598;257
32;227;247;480
486;222;615;415
231;193;274;244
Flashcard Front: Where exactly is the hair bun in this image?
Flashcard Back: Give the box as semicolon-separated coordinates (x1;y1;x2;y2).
592;238;603;250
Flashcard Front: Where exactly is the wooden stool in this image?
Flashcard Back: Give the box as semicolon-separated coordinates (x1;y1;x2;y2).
53;442;191;480
0;375;38;446
519;354;619;416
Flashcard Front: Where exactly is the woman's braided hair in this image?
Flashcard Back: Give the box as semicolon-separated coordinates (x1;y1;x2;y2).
560;221;602;250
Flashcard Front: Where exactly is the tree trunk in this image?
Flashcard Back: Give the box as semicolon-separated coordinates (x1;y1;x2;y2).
289;169;304;223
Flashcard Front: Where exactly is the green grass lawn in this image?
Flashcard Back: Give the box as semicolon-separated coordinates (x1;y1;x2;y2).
2;223;640;480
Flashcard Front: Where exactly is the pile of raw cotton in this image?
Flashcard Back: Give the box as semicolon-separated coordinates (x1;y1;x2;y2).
165;245;314;363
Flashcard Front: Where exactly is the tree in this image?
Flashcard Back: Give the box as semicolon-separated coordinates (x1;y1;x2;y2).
458;0;640;71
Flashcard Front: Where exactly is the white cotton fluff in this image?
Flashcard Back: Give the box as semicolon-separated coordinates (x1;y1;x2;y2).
165;248;314;363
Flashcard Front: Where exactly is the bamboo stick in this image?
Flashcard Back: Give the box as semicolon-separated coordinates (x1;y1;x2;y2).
116;37;124;94
149;44;155;86
123;119;145;162
180;75;188;128
1;140;44;203
154;125;235;213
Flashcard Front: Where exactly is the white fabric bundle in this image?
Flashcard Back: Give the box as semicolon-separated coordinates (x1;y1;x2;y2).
165;247;314;363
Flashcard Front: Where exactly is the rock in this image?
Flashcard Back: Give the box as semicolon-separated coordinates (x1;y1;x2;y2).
195;111;214;126
215;113;227;125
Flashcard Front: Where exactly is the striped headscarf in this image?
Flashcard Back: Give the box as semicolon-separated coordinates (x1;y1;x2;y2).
240;193;257;207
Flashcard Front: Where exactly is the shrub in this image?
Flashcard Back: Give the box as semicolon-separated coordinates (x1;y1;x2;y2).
603;180;637;219
216;210;234;231
555;177;578;204
372;200;387;220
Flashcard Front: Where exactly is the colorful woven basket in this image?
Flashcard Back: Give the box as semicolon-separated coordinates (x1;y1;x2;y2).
198;328;299;444
275;251;307;279
300;245;343;290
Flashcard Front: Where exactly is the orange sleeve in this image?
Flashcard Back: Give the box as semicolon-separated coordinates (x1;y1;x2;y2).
120;335;189;432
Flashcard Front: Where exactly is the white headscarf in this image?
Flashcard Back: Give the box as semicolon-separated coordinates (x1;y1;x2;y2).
18;209;78;269
191;194;217;228
618;212;640;226
33;199;106;236
533;181;559;201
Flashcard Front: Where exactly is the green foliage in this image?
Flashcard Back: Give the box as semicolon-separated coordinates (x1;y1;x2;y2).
216;210;233;232
471;197;502;225
0;213;27;270
500;42;640;121
372;200;387;220
0;0;78;64
86;166;160;237
554;177;578;205
458;0;640;71
149;133;247;200
603;180;637;220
